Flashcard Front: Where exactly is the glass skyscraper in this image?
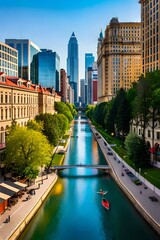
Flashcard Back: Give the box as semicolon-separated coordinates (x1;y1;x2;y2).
5;39;41;83
85;53;95;104
37;49;60;91
67;32;79;104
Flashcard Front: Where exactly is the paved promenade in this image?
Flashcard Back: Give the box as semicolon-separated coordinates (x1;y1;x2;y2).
0;172;58;240
91;125;160;235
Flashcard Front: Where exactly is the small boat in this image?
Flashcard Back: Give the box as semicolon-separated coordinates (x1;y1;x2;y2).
102;198;109;210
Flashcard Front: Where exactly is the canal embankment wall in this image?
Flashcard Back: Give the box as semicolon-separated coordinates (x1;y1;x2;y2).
90;124;160;236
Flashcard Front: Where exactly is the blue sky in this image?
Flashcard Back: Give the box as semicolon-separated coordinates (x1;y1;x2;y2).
0;0;140;79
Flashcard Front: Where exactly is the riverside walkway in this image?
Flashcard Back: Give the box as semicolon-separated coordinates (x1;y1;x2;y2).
91;125;160;235
0;173;58;240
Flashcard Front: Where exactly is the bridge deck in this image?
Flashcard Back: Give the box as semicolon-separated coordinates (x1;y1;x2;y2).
51;164;110;170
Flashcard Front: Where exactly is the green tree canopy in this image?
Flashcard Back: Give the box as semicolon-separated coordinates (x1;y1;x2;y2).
35;113;60;146
4;126;53;178
54;102;74;122
125;132;149;168
27;119;43;132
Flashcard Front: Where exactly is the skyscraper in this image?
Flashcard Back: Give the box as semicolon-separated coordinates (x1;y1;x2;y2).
85;53;95;104
97;18;142;102
67;32;79;104
5;39;41;83
139;0;160;73
37;49;60;91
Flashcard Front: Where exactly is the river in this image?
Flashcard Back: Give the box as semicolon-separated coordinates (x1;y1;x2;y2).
19;115;159;240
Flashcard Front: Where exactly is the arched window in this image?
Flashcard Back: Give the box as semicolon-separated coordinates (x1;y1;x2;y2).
1;108;3;120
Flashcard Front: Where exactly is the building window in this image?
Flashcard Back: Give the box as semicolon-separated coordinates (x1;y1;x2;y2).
157;132;160;140
5;108;7;119
1;108;3;120
138;129;141;135
1;92;3;103
148;130;151;138
5;93;8;103
14;93;16;103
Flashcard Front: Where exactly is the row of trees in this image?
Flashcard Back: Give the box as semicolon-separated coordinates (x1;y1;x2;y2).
4;102;77;179
86;70;160;167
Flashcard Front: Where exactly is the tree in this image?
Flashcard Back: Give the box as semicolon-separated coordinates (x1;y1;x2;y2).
35;113;60;146
115;89;131;139
93;102;108;128
4;126;53;178
104;100;116;135
54;102;74;122
125;132;149;168
133;75;152;140
56;114;69;137
27;119;43;132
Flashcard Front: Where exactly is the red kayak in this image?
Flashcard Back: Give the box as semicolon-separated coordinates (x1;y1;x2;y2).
102;198;109;210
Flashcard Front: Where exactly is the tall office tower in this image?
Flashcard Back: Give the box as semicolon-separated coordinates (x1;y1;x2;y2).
92;62;98;104
139;0;160;73
67;32;79;104
86;62;98;105
5;39;41;83
0;41;18;76
97;18;142;103
37;49;60;91
80;79;85;106
85;53;95;104
60;68;69;102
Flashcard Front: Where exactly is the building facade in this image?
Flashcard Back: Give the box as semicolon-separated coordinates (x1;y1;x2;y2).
0;72;61;146
85;53;95;104
80;79;85;106
97;18;142;102
37;49;60;92
67;32;79;104
0;42;18;77
60;69;70;102
139;0;160;74
5;39;41;84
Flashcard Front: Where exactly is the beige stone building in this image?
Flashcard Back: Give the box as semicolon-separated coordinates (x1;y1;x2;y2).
139;0;160;74
0;73;61;146
97;18;142;102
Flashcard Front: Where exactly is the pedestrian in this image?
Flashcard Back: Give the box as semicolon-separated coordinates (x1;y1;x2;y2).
8;215;10;222
140;190;142;194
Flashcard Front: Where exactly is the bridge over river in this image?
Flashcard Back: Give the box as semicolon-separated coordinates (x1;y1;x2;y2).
51;164;110;173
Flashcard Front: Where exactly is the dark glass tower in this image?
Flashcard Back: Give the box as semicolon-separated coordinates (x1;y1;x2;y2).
67;32;79;104
37;49;60;91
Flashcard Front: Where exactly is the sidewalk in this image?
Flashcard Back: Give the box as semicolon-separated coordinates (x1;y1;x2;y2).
0;172;58;240
91;125;160;235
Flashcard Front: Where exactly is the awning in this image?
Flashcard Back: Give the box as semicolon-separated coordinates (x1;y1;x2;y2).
0;192;10;200
14;182;27;188
4;181;24;191
1;183;19;193
0;186;16;198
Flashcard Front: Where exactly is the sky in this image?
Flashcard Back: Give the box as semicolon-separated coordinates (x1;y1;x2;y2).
0;0;141;79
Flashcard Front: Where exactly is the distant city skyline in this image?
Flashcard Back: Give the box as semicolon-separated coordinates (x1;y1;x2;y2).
0;0;140;79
